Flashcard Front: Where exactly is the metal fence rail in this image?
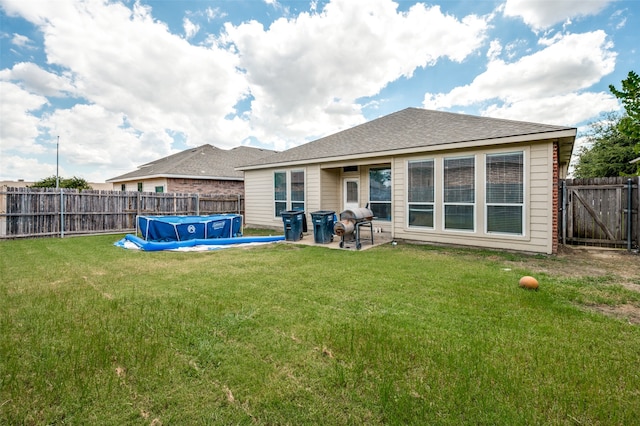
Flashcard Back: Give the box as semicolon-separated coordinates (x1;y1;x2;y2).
0;186;244;239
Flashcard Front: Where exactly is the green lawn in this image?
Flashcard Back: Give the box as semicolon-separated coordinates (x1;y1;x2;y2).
1;235;639;425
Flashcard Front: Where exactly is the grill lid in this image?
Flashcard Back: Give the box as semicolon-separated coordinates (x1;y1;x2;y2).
339;207;374;221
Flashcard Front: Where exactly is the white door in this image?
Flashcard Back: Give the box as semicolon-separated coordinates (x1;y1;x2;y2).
343;178;359;211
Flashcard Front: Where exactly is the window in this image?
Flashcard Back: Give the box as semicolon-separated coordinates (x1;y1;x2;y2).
346;181;358;204
274;170;305;217
274;171;287;217
486;152;524;234
444;156;475;231
121;184;126;191
137;182;143;192
290;170;305;211
369;167;391;221
155;186;164;193
408;160;434;228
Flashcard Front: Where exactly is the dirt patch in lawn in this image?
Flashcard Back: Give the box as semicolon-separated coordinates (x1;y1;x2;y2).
507;246;640;324
591;304;640;325
502;245;639;285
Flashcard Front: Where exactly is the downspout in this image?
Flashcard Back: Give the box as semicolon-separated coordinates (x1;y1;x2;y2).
561;180;566;246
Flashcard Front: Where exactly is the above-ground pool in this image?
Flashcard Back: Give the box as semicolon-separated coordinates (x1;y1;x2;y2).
114;214;285;251
137;214;243;241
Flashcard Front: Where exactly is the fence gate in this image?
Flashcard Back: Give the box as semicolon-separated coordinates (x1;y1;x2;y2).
562;177;638;249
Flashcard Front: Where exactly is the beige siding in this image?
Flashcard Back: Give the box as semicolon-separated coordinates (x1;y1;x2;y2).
392;158;405;232
244;166;318;229
320;169;340;213
245;140;557;253
244;169;278;228
393;142;555;254
110;179;167;192
305;165;321;213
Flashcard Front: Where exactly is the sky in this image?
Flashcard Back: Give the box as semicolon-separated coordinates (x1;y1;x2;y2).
0;0;638;183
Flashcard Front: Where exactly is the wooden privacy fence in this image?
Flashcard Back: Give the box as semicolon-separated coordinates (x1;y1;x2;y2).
560;177;638;249
0;187;244;239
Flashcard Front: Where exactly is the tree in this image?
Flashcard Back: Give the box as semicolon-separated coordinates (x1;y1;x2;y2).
30;176;92;190
609;70;640;139
572;113;638;178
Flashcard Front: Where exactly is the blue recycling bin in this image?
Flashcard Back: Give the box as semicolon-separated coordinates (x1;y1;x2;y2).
311;210;335;244
281;210;305;241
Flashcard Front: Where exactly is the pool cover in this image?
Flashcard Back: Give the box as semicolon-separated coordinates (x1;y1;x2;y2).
137;214;243;241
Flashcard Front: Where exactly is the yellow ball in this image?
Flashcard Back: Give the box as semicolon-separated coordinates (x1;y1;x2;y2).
519;276;539;290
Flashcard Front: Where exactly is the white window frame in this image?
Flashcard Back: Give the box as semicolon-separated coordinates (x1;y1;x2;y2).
368;166;392;221
406;159;435;229
273;169;305;217
443;155;476;232
485;151;525;236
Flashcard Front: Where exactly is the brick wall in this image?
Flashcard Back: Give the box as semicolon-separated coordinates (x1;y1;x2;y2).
167;178;244;195
552;141;559;254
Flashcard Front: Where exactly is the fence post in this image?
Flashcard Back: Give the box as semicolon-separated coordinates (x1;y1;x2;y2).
637;176;640;250
0;185;6;238
60;188;65;238
628;178;633;251
196;193;200;216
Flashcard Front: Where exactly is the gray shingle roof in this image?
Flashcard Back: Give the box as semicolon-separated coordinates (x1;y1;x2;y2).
107;144;276;182
237;107;576;169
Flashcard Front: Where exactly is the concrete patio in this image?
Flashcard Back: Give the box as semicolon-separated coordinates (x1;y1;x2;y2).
285;229;393;251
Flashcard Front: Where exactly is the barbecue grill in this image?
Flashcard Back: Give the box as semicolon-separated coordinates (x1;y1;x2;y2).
333;207;374;250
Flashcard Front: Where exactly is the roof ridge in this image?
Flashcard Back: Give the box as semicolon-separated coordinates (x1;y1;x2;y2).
406;107;573;130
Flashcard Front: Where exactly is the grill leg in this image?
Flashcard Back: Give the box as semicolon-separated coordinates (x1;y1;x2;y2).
354;221;373;250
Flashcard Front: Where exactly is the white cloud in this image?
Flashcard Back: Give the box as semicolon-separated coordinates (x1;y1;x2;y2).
205;7;226;21
610;9;627;30
483;92;619;126
0;0;256;181
487;39;502;61
10;33;34;48
0;81;48;152
40;104;174;174
1;0;251;154
423;30;617;125
503;0;614;30
183;17;199;39
0;155;58;181
0;62;76;97
225;0;490;148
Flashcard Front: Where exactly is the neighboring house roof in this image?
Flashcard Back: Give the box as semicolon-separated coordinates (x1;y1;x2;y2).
237;107;576;170
107;144;276;182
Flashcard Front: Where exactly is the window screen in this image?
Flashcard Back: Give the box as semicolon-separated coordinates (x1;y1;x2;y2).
444;156;475;231
486;152;523;234
408;160;434;228
369;167;391;221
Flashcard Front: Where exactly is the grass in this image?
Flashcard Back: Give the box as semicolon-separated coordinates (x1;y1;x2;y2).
1;234;640;425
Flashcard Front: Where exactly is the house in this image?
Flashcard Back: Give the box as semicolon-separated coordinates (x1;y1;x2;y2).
107;144;276;194
236;107;576;254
